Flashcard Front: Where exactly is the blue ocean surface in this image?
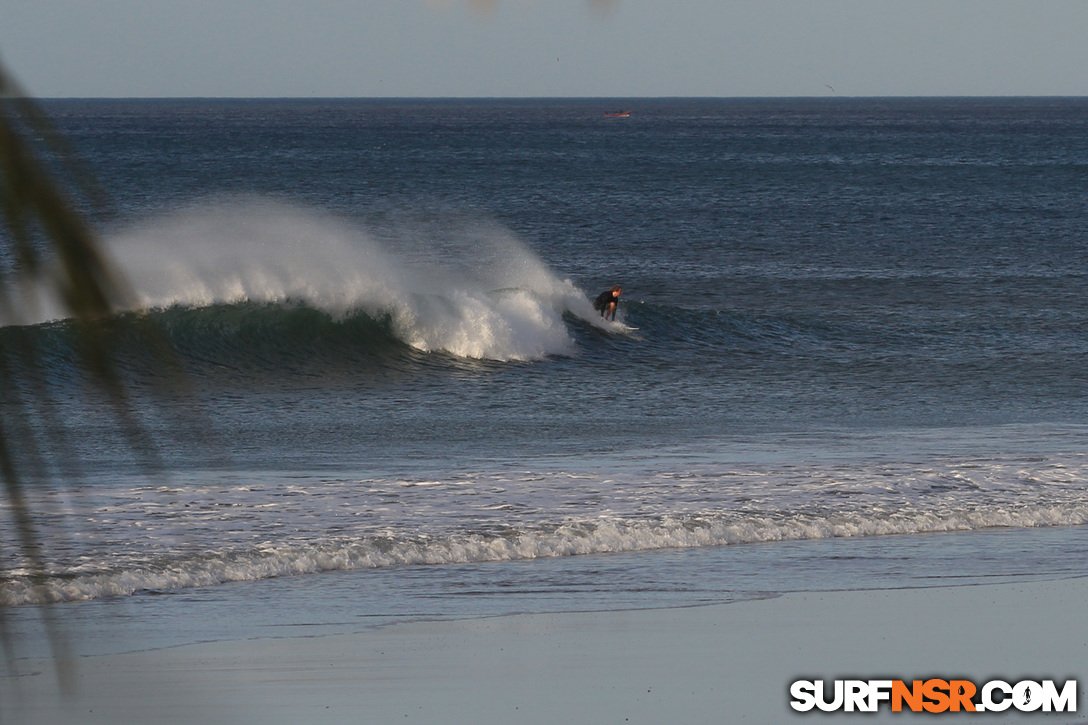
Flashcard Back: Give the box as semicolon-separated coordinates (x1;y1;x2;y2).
3;98;1088;656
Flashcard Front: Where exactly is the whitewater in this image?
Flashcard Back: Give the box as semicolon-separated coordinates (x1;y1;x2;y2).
4;421;1088;605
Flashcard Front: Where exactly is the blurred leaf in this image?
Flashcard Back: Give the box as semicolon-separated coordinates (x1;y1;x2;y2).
0;60;199;694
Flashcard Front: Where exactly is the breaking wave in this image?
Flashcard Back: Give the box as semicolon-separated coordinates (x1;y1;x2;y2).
6;198;617;361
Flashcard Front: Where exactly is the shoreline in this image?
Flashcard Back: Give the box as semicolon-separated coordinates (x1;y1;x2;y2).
4;576;1086;724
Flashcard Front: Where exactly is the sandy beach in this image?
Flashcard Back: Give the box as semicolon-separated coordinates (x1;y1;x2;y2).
3;576;1084;724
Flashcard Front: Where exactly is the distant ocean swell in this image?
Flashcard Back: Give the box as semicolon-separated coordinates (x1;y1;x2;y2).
4;497;1088;606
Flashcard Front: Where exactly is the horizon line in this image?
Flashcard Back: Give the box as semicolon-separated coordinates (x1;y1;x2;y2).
33;94;1088;101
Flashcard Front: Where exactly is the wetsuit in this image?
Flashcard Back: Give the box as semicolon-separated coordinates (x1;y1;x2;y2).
593;291;615;312
594;290;619;317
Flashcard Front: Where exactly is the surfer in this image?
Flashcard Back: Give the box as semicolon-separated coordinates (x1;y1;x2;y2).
593;285;622;321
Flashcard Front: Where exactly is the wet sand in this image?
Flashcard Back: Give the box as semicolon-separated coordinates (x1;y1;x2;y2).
2;577;1084;724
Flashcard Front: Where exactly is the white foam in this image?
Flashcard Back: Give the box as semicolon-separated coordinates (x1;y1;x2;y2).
5;501;1088;606
6;454;1088;606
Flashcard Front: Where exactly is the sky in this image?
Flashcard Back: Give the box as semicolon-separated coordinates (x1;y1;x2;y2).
2;0;1088;98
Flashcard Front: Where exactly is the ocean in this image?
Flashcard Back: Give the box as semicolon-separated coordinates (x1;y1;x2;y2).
3;97;1088;658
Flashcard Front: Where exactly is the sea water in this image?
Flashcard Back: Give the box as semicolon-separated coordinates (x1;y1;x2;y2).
3;98;1088;657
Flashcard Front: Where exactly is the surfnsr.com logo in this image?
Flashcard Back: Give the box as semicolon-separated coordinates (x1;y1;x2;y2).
790;679;1077;713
